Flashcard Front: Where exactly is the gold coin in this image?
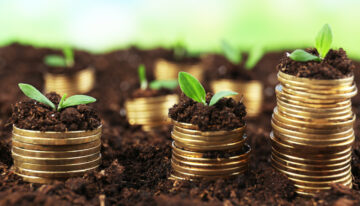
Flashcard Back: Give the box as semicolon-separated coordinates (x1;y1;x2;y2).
277;98;351;114
272;161;351;181
276;95;351;109
13;125;102;139
271;156;350;176
14;172;66;184
12;139;101;151
271;147;352;164
171;166;247;179
15;165;99;178
14;156;101;171
12;144;100;158
271;151;351;171
12;152;101;165
12;132;101;146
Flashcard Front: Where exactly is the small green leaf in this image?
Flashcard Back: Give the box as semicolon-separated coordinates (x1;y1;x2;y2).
209;91;238;106
288;49;321;62
178;72;206;105
149;80;178;90
44;55;67;67
245;45;264;70
138;64;148;90
63;47;74;67
60;95;96;110
315;24;332;59
221;40;242;64
18;83;56;110
57;93;67;111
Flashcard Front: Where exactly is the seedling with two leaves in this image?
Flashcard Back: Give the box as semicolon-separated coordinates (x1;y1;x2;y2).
138;65;178;90
18;83;96;112
44;47;75;67
178;72;238;106
288;24;332;62
221;40;264;70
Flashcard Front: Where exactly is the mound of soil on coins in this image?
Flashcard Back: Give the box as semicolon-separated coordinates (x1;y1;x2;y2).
8;92;101;131
278;48;354;79
169;93;246;131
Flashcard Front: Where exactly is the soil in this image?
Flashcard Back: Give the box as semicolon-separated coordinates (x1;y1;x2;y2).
162;49;200;64
0;43;360;205
8;92;101;131
169;93;246;131
43;51;94;74
131;88;174;99
202;54;256;82
278;48;355;79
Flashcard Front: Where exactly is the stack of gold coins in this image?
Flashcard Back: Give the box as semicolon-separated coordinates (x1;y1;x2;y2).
170;120;251;180
211;80;263;117
12;125;102;184
154;59;203;82
125;94;179;132
44;67;96;96
270;71;357;196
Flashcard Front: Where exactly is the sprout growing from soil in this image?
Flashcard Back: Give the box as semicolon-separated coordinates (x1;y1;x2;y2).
18;83;96;111
288;24;333;62
44;47;75;67
178;72;238;106
174;41;187;61
221;40;263;70
138;64;178;90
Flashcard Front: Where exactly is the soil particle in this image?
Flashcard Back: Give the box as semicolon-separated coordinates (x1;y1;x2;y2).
131;88;174;98
169;93;246;131
278;48;354;79
8;92;101;131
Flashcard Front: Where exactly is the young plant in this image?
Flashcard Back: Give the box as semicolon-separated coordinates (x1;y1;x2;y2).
288;24;332;62
178;72;238;106
221;40;263;70
18;83;96;112
173;41;187;61
44;47;75;67
221;40;242;64
138;64;178;90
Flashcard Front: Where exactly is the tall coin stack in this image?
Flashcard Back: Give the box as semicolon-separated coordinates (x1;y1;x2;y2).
170;120;251;180
270;71;357;196
12;125;102;184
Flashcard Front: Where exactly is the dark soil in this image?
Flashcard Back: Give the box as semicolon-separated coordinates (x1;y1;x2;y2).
169;93;246;131
8;92;101;131
278;48;355;79
131;88;174;99
0;43;360;205
202;54;256;82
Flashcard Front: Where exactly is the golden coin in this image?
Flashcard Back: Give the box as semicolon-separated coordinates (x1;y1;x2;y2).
12;152;101;165
12;144;100;158
15;165;99;178
171;166;247;179
12;139;101;151
14;156;101;171
12;132;101;146
15;172;66;184
13;125;102;139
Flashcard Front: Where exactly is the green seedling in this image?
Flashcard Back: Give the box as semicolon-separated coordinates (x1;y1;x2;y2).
173;40;187;61
178;72;238;106
18;83;96;112
44;47;75;67
138;64;178;90
221;40;263;70
288;24;332;62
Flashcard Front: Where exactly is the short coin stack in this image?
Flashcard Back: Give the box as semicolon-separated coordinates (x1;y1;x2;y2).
154;59;204;82
270;71;357;196
211;80;263;117
125;94;178;131
12;125;102;184
44;67;96;96
170;121;251;180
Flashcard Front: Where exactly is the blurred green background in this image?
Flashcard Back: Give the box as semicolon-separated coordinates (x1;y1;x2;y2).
1;0;360;58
